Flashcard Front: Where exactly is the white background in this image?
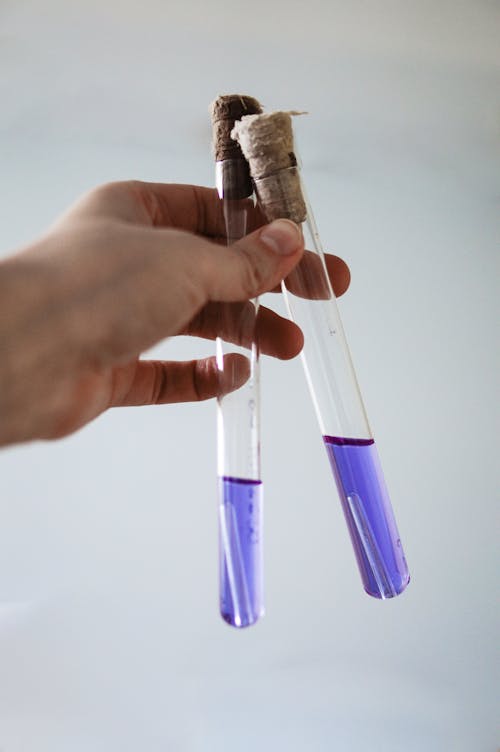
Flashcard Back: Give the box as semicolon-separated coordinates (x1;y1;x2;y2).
0;1;498;750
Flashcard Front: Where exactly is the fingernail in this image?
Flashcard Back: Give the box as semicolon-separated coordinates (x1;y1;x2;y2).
260;219;302;255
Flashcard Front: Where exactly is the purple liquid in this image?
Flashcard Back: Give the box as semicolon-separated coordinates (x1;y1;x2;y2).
324;436;410;598
219;476;263;627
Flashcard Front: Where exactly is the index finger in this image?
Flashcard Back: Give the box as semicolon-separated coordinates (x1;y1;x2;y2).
133;183;269;237
66;181;238;239
136;183;228;236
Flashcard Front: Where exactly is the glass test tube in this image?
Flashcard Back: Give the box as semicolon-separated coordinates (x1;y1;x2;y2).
254;164;410;599
215;159;264;627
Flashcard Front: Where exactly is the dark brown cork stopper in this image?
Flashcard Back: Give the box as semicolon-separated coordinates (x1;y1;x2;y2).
210;94;263;200
210;94;263;161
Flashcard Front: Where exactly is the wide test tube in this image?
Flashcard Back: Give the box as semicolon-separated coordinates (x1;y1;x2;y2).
233;112;410;599
211;96;264;627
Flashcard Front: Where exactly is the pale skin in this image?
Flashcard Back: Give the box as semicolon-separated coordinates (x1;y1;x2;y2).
0;181;350;447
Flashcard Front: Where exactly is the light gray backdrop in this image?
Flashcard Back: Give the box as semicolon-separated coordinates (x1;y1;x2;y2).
0;1;498;750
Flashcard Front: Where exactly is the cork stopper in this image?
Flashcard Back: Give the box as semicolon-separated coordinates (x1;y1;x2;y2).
231;111;307;223
210;94;263;200
210;94;263;161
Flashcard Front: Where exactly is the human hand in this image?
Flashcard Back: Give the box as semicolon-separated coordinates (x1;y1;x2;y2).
0;181;350;446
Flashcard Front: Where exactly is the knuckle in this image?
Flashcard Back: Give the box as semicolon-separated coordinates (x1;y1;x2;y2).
236;301;255;348
151;361;169;404
192;359;207;401
90;180;127;201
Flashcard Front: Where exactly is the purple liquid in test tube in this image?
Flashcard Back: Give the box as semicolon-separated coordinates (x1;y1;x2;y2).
324;436;409;598
219;476;263;627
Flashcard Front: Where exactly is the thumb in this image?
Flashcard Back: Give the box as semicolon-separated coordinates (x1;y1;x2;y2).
197;219;304;303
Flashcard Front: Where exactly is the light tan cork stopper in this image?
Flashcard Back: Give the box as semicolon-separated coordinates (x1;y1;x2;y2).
230;111;307;223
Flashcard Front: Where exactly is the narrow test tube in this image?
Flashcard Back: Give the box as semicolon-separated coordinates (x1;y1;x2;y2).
233;112;410;598
211;96;264;627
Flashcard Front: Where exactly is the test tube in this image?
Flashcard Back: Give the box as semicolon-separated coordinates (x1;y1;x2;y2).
210;95;264;627
232;111;410;598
